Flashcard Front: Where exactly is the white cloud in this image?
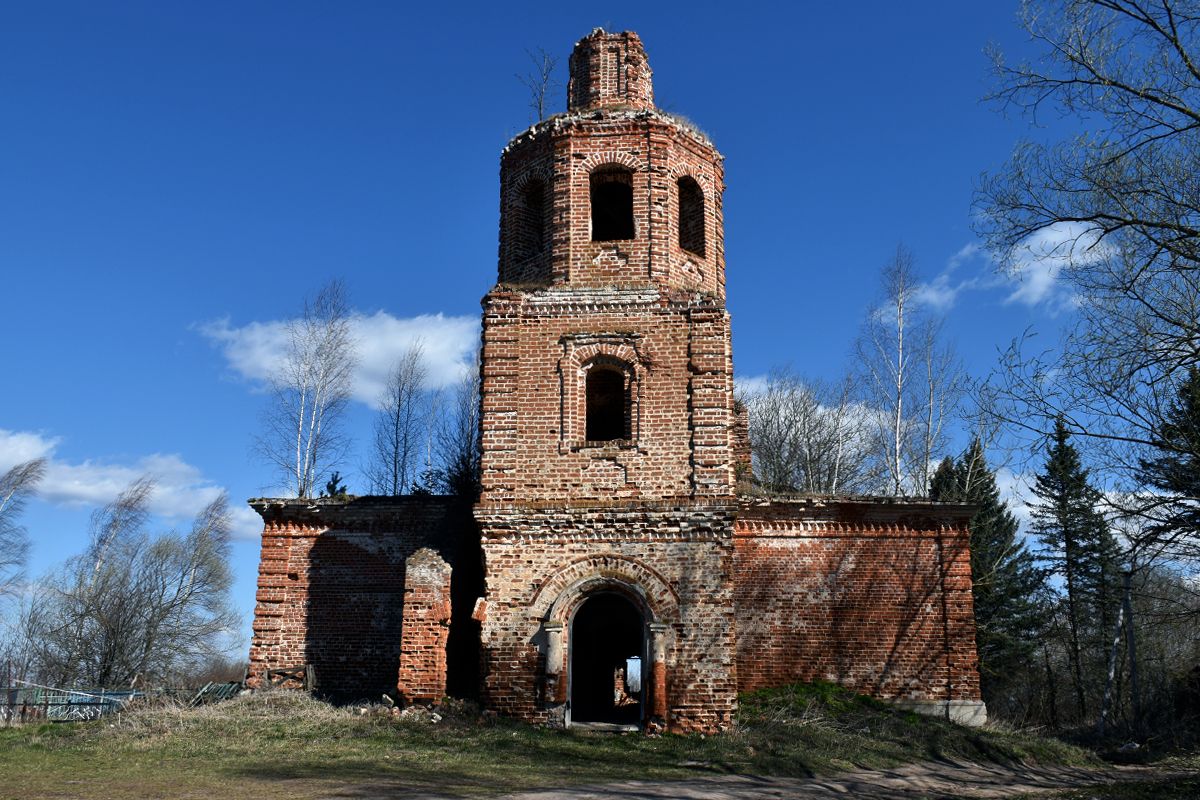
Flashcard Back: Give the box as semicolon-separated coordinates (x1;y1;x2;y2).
0;429;262;541
734;374;770;399
200;310;479;407
912;271;962;312
906;242;999;313
946;242;980;271
229;505;265;541
353;312;478;403
0;429;59;470
994;466;1035;530
1004;222;1110;308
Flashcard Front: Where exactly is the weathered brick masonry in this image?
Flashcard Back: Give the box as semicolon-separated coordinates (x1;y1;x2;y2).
247;498;475;703
734;499;983;723
247;28;985;732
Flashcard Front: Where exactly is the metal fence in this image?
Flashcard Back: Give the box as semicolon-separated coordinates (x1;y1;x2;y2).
2;682;144;724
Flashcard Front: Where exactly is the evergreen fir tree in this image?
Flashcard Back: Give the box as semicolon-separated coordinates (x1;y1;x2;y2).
1137;368;1200;557
930;440;1045;714
321;471;348;498
1029;420;1122;721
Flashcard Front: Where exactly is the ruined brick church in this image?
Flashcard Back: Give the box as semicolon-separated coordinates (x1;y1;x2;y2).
248;30;986;733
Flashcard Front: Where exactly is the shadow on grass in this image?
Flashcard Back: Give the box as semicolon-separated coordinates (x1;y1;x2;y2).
224;760;470;798
221;726;742;798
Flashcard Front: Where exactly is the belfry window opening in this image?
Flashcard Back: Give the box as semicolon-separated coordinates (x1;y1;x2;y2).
590;166;635;241
585;364;629;442
677;177;705;256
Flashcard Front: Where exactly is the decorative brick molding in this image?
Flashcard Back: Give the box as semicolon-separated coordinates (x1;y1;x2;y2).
529;552;681;623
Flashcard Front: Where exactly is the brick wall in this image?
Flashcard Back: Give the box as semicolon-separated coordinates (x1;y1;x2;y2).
568;30;654;112
499;116;725;298
733;499;981;705
479;288;734;503
247;497;470;699
397;548;453;703
475;500;739;733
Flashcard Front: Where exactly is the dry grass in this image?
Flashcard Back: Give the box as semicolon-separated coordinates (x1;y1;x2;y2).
0;684;1104;799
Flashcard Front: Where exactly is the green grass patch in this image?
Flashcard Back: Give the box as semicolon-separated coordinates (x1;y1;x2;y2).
0;683;1098;799
736;681;1093;775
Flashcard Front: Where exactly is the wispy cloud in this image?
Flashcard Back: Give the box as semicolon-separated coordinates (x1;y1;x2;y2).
947;242;980;271
0;430;261;540
199;310;479;407
912;271;965;312
1004;222;1110;308
907;242;999;313
900;230;1109;315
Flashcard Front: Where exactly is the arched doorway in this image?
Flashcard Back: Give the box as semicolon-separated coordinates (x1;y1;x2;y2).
569;592;645;726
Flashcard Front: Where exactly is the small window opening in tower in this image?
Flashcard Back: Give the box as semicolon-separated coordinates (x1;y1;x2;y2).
590;167;634;241
677;177;705;256
586;365;628;441
512;179;546;262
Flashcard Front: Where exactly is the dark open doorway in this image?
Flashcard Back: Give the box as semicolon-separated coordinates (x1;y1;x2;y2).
570;592;645;726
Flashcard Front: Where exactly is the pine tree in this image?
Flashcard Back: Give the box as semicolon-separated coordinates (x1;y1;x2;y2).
930;441;1045;715
1030;420;1122;721
1137;368;1200;560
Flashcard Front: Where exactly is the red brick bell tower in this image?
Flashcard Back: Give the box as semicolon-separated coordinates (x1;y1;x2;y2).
474;29;739;733
482;29;733;502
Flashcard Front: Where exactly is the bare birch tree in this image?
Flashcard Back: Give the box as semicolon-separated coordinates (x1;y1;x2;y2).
365;341;431;495
857;246;963;495
429;351;482;498
743;369;876;495
257;280;358;498
0;458;45;598
915;318;966;495
88;476;153;576
21;481;236;688
857;246;919;495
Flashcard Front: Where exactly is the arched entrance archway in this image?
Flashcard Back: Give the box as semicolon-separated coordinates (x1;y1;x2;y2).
569;591;645;726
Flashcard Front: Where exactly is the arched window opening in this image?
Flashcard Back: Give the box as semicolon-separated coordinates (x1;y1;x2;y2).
590;167;634;241
586;365;628;442
677;177;705;256
512;179;546;262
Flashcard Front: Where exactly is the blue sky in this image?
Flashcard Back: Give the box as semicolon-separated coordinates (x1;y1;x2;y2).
1;2;1076;648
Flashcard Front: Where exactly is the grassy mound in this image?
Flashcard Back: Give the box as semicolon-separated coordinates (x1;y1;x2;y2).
0;683;1096;799
736;682;1093;775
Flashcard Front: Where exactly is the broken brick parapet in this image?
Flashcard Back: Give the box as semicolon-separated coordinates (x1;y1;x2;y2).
247;497;469;699
397;548;453;703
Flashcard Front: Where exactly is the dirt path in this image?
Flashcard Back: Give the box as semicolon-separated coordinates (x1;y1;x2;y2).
496;761;1177;799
